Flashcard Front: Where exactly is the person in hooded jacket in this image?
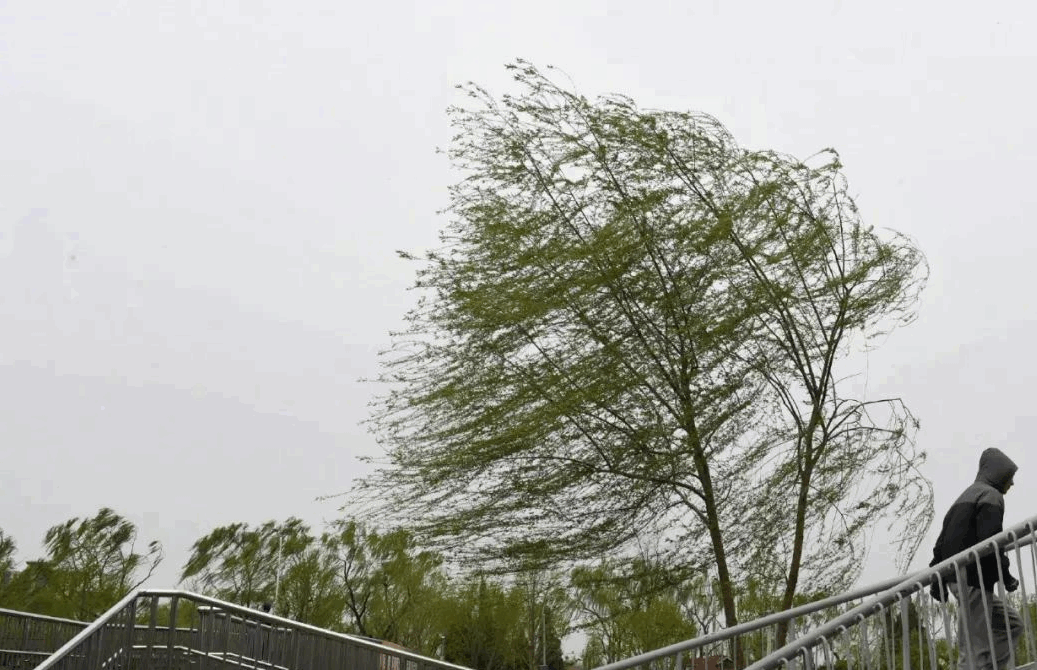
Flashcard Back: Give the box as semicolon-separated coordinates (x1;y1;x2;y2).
930;448;1022;670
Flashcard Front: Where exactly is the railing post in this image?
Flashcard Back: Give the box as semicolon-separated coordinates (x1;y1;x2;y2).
898;596;910;670
143;594;158;670
123;597;137;668
168;595;179;670
20;616;30;655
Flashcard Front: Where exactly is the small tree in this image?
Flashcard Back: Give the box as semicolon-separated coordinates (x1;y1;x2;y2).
0;528;20;606
571;558;696;664
275;531;347;629
181;517;309;609
442;577;529;670
328;519;448;650
38;508;161;619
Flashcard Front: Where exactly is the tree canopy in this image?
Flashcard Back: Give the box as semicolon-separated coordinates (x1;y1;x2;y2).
354;61;932;635
0;509;162;619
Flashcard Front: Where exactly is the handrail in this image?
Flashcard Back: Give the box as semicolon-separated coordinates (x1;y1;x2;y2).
34;588;476;670
145;589;472;667
0;608;88;627
33;588;141;670
591;571;924;670
742;514;1037;670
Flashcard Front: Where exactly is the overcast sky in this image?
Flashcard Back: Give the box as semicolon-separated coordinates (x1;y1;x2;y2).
2;0;1036;612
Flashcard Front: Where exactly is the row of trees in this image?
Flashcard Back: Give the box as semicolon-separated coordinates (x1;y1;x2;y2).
0;509;837;670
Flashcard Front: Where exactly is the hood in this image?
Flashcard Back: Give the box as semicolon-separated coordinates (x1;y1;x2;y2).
976;448;1018;491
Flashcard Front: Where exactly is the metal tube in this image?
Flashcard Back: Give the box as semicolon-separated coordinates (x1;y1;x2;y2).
898;597;909;670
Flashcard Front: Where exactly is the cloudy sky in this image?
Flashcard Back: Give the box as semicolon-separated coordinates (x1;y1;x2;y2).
2;0;1036;605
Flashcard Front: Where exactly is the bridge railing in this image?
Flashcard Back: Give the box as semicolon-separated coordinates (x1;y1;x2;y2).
595;514;1037;670
590;572;922;670
739;515;1037;670
0;607;87;668
33;589;475;670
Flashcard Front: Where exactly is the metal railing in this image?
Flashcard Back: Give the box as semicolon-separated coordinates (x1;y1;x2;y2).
33;589;476;670
595;514;1037;670
738;514;1037;670
592;572;925;670
0;608;87;668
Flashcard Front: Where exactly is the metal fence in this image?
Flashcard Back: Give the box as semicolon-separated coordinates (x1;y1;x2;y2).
0;608;87;669
32;589;475;670
738;515;1037;670
591;572;924;670
595;514;1037;670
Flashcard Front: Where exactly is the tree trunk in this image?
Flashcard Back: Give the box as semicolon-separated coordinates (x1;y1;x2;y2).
774;468;812;648
689;435;743;667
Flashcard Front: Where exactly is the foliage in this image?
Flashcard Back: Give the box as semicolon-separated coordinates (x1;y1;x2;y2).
443;575;566;670
1;509;161;619
0;528;17;605
443;577;529;670
45;508;163;619
0;529;15;577
181;517;347;629
571;558;696;665
355;60;932;634
328;519;448;651
276;530;347;629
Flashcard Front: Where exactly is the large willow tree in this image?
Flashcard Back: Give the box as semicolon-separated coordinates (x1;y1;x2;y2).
355;62;932;639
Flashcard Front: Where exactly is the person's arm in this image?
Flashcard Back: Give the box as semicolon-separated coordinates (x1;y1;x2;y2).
976;495;1017;588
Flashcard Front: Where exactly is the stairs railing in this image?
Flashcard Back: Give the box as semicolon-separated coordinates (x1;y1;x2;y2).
31;589;475;670
595;513;1037;670
743;515;1037;670
0;608;87;668
591;572;924;670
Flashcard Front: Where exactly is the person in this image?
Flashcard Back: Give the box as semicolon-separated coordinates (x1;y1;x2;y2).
929;447;1022;670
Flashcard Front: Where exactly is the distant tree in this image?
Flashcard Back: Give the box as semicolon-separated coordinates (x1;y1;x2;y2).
181;517;308;610
441;574;565;670
442;577;528;670
355;61;931;643
0;528;20;607
327;519;447;651
275;530;347;629
571;558;696;664
0;528;15;580
21;508;163;619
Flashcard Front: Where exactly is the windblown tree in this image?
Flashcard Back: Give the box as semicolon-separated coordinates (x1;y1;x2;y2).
181;518;310;610
571;558;697;665
0;528;15;579
328;520;448;649
355;61;931;638
442;577;530;670
0;528;19;606
36;508;162;619
272;529;345;628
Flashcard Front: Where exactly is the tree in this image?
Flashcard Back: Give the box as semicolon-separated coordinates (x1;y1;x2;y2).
328;520;448;651
571;558;696;665
355;61;931;640
275;530;347;629
0;528;20;607
696;143;933;642
25;508;162;619
441;574;565;670
0;528;15;581
442;577;529;670
181;517;310;611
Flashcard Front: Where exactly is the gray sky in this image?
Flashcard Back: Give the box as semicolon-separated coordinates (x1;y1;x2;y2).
2;0;1036;609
